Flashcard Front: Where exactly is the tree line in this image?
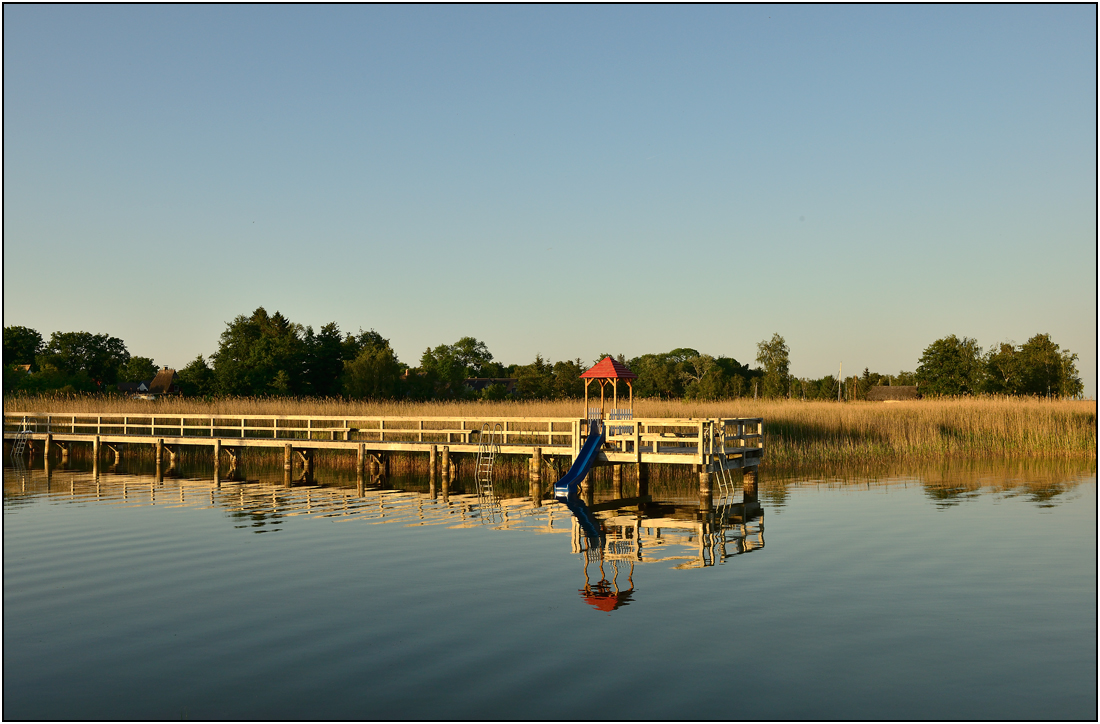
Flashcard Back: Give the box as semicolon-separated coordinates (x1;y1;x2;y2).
2;308;1085;400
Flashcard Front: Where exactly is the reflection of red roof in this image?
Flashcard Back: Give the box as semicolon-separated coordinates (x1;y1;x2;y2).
580;589;635;612
580;357;638;380
583;595;619;612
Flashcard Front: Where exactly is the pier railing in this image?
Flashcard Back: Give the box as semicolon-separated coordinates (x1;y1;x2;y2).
4;412;763;466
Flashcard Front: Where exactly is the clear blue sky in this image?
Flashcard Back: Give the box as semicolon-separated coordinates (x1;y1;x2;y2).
4;5;1096;394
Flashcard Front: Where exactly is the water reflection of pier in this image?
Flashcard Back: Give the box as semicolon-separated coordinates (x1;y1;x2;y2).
574;498;764;570
3;466;763;570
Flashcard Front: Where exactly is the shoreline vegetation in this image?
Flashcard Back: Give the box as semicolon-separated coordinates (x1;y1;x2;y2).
5;394;1095;465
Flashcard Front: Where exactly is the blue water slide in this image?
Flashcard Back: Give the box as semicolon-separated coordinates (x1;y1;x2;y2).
553;422;605;499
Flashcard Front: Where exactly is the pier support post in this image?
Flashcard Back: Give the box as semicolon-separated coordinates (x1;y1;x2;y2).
612;464;623;498
637;463;649;498
429;445;438;486
213;438;221;477
530;447;542;485
44;434;52;476
156;439;164;466
93;435;100;476
284;444;293;487
699;468;711;495
743;466;758;503
441;446;450;485
357;444;366;486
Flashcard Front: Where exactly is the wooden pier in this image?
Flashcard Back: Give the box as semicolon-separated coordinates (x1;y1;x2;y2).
4;411;762;494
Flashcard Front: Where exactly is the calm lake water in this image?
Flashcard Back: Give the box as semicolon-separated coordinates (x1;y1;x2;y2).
4;456;1096;720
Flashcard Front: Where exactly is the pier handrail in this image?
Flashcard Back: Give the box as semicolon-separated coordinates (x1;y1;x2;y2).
4;411;764;464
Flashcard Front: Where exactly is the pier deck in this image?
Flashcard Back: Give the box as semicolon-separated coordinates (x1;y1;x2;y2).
4;412;762;472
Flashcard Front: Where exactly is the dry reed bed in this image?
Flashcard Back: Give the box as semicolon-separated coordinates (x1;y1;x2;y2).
5;394;1095;463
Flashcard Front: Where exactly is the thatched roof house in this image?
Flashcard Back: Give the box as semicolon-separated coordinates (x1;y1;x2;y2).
867;385;920;401
147;368;179;395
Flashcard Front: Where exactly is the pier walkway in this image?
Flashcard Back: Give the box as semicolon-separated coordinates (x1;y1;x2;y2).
4;411;763;494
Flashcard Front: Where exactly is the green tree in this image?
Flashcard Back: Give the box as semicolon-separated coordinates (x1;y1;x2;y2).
1016;334;1083;398
37;331;130;387
4;326;44;370
479;382;511;401
681;354;725;400
419;336;496;397
627;352;686;398
756;334;791;398
891;370;917;386
343;329;388;360
551;359;585;399
513;354;554;399
119;356;158;383
178;355;216;396
212;308;306;396
343;343;402;399
915;335;984;396
984;342;1022;395
302;322;347;397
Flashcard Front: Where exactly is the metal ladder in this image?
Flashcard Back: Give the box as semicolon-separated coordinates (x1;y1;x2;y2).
10;418;32;460
713;463;737;506
475;423;503;522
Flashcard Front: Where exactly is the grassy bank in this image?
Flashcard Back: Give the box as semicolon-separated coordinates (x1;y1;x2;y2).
5;393;1095;464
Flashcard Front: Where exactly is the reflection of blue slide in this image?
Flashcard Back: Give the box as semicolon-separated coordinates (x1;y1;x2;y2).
563;495;603;541
554;423;605;499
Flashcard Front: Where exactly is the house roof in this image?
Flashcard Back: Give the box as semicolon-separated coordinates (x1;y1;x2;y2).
148;368;178;394
580;357;638;380
866;385;920;401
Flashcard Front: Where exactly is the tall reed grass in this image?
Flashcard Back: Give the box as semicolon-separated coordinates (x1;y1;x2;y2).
5;393;1095;463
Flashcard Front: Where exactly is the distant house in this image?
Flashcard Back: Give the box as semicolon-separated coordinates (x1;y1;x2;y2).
867;385;920;402
118;368;179;398
148;368;180;396
464;378;518;394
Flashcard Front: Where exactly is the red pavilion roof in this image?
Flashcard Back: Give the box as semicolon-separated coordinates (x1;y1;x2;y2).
580;357;638;380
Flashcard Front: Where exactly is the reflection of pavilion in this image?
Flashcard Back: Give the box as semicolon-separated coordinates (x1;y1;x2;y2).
568;493;764;575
